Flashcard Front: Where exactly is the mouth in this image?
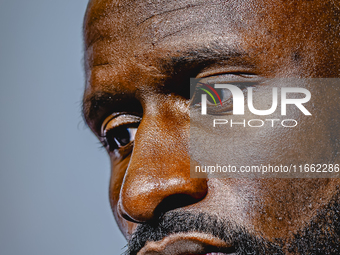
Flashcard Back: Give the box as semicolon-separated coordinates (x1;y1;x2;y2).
136;232;236;255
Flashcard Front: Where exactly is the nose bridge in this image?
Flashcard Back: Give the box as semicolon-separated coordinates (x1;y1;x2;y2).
118;97;207;223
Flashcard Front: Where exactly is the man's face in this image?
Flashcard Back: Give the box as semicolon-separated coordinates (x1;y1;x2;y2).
83;0;340;254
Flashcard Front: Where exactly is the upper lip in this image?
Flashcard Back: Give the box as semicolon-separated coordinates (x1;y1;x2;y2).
136;231;235;255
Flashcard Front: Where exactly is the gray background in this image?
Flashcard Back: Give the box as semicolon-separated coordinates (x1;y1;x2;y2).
0;1;127;254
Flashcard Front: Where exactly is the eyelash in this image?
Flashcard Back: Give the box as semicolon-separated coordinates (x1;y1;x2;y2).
101;124;138;152
100;114;141;154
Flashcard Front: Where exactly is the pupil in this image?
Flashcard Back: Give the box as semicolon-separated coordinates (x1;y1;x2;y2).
106;126;131;150
114;127;131;146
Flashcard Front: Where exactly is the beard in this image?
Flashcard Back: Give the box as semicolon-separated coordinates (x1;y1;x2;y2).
124;193;340;255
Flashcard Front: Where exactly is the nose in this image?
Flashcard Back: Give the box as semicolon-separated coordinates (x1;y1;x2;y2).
117;98;208;223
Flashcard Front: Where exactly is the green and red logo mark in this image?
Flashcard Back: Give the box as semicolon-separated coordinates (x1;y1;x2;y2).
198;82;223;106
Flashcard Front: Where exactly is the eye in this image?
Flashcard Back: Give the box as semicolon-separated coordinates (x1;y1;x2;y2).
101;114;141;153
190;74;258;115
104;125;138;151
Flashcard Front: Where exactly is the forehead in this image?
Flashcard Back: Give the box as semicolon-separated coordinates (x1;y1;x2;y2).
84;0;252;71
84;0;255;42
84;0;339;70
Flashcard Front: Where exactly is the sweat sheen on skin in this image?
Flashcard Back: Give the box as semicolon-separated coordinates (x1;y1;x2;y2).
82;0;340;254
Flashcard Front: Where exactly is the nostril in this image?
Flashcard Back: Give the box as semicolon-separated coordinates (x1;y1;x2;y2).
121;211;144;224
117;199;145;224
152;193;206;221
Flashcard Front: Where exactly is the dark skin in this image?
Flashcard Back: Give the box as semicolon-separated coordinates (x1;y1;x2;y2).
83;0;340;254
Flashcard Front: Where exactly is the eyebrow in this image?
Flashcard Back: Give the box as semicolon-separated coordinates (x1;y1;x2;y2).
83;88;147;135
162;43;253;73
83;43;254;129
82;91;112;125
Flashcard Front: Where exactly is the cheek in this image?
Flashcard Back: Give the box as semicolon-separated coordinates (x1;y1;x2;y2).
206;178;340;242
252;179;340;240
